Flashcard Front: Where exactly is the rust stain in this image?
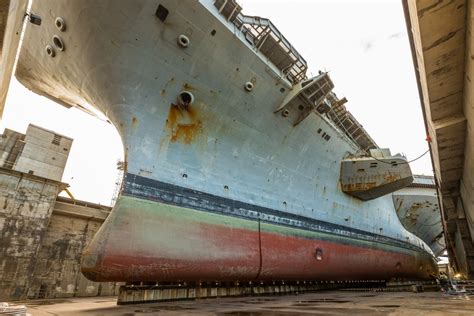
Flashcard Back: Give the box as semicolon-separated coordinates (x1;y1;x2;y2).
131;116;138;129
183;83;198;91
166;104;202;144
383;173;399;183
123;147;129;173
342;182;377;192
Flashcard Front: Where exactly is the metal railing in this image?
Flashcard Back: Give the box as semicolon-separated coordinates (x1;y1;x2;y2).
326;93;378;151
214;0;308;84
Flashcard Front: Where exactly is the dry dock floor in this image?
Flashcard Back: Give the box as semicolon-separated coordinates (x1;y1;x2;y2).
24;291;474;315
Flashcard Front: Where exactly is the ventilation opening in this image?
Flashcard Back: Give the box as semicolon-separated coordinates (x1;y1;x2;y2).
37;284;47;299
315;248;323;261
155;4;169;22
52;134;62;145
177;35;190;48
244;81;254;92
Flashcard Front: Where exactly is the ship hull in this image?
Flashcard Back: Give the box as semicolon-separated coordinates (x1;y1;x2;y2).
82;173;437;282
14;0;438;283
393;177;445;256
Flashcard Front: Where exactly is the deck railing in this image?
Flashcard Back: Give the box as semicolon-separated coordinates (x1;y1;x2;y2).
214;0;308;84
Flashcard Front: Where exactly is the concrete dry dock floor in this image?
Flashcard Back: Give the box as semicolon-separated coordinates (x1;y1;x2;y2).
23;291;474;316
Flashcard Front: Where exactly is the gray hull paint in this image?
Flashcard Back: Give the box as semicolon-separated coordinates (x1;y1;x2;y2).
393;177;445;256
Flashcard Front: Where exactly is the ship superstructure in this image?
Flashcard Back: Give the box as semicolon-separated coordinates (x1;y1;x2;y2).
8;0;437;284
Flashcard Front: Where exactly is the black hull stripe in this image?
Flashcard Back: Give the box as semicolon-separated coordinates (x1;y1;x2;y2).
123;173;429;255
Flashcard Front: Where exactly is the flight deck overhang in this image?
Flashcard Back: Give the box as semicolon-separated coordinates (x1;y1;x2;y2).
0;0;28;118
404;0;474;277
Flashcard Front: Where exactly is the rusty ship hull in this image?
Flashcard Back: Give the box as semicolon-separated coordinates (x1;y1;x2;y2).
12;0;437;283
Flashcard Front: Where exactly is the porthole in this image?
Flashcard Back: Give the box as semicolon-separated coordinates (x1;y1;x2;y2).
52;35;65;51
55;17;66;31
45;45;55;57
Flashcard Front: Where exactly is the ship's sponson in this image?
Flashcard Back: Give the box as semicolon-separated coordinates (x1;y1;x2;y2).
393;175;445;256
14;0;436;283
340;149;414;201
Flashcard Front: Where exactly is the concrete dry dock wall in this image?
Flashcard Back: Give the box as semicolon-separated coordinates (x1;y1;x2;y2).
0;167;65;300
0;168;121;300
27;197;122;299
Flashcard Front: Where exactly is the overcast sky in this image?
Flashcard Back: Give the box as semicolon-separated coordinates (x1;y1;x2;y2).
1;0;431;206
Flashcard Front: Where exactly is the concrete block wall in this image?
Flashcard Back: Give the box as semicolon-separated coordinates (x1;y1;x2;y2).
27;197;121;299
0;125;120;300
0;168;64;300
0;128;24;169
0;168;121;300
14;125;72;182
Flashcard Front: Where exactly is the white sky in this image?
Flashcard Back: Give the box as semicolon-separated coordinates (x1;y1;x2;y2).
1;0;432;206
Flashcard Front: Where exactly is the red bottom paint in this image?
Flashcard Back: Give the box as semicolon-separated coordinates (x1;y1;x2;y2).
82;200;437;282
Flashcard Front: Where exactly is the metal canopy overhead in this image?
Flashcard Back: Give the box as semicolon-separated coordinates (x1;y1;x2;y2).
404;0;474;277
